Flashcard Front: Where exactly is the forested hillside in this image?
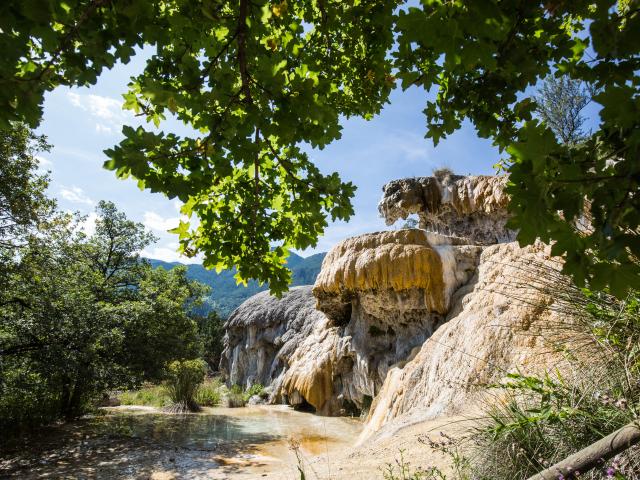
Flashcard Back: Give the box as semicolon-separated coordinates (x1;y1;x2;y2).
148;252;325;318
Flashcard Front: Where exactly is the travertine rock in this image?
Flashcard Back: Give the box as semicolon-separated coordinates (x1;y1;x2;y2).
222;174;560;442
378;174;513;244
312;229;481;405
360;241;562;441
222;229;483;415
220;286;327;393
220;286;353;415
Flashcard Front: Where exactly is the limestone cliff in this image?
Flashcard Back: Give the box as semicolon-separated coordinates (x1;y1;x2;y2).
221;286;356;415
220;286;320;390
222;229;482;415
222;173;560;441
312;229;481;407
378;173;513;244
360;241;562;440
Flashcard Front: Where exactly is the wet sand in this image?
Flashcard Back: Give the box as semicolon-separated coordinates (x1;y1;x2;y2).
0;405;362;479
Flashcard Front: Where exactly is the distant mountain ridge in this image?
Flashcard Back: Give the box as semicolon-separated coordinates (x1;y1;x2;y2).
146;252;326;318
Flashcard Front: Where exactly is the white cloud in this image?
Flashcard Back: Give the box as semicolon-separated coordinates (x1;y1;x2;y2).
79;211;98;236
67;91;128;135
141;244;202;264
59;186;94;206
143;211;181;232
95;123;114;135
387;131;430;162
35;155;53;169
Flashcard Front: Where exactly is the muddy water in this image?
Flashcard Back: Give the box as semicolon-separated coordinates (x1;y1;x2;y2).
0;405;362;479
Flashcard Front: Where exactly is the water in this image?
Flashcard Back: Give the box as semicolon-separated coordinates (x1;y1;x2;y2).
0;405;362;479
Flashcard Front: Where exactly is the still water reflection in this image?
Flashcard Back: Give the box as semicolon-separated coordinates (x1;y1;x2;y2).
0;406;362;479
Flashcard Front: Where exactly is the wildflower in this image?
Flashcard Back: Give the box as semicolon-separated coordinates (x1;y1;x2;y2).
606;466;617;477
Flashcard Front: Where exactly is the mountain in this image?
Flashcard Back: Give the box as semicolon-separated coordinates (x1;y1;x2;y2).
146;251;326;318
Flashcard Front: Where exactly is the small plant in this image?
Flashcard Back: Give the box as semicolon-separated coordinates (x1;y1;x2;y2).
164;359;206;413
194;377;224;407
118;384;170;408
432;167;454;182
381;449;449;480
221;384;246;408
243;383;266;401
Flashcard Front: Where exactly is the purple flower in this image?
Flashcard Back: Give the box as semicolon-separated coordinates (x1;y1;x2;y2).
607;466;617;478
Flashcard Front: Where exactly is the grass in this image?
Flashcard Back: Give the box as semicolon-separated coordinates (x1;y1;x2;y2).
462;280;640;479
118;384;169;408
195;378;224;406
243;383;266;401
118;377;227;409
118;380;267;410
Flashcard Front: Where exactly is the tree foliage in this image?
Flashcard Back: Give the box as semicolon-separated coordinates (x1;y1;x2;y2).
0;123;55;250
534;75;595;146
0;139;209;428
1;0;639;296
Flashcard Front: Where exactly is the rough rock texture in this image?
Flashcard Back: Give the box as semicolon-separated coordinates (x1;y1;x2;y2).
221;230;483;415
220;286;329;395
312;229;481;407
360;241;562;441
378;174;513;244
222;174;561;445
221;286;357;415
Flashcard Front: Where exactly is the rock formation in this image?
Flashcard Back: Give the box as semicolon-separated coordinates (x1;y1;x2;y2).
378;173;513;244
312;229;481;408
361;241;562;440
220;286;342;414
222;172;562;441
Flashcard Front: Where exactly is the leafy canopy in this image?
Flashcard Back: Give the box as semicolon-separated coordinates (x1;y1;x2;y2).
2;0;639;296
1;160;208;425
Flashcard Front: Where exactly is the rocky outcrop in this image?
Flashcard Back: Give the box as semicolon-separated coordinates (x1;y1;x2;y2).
360;241;562;440
378;173;513;244
312;229;481;407
221;286;320;389
222;173;561;442
221;286;361;415
222;229;483;415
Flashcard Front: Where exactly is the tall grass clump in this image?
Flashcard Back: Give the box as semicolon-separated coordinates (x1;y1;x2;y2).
118;384;169;408
194;377;224;407
466;267;640;479
164;359;206;413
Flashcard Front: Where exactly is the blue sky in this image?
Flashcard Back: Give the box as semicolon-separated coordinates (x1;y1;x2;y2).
36;53;501;262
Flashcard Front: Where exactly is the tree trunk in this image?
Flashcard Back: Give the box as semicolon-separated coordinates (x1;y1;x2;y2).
527;421;640;480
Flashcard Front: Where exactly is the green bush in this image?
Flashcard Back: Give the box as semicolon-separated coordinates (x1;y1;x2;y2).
194;378;223;407
164;359;207;413
243;383;266;401
466;286;640;479
220;384;246;408
118;384;169;408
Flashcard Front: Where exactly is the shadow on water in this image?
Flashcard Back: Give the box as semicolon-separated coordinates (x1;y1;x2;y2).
0;409;285;479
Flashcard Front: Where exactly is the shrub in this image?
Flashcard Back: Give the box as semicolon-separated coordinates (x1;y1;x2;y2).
243;383;266;401
466;285;640;479
164;359;207;413
432;167;454;181
194;378;223;407
118;384;169;408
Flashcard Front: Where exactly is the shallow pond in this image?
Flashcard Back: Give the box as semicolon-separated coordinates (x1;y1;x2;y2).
0;405;362;479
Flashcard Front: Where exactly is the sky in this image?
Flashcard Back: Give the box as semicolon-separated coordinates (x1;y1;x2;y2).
36;51;501;263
